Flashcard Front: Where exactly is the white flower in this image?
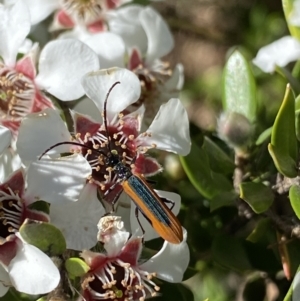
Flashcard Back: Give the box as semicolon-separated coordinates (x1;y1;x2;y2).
252;36;300;73
0;1;99;135
108;6;184;124
21;0;131;30
0;234;60;296
80;217;189;301
0;170;60;296
16;67;190;244
81;67;190;156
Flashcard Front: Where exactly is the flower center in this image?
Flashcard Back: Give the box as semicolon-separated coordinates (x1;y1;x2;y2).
0;65;35;122
75;117;137;194
0;187;24;239
61;0;103;21
82;259;160;301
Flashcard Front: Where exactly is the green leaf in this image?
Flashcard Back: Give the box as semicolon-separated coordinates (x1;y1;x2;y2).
210;191;236;211
202;137;235;175
222;50;257;122
212;234;252;272
289;185;300;219
65;257;90;280
296;95;300;140
295;94;300;110
255;127;272;145
240;182;274;214
283;0;300;40
28;200;50;214
19;221;66;256
268;84;298;178
247;218;276;245
180;142;233;200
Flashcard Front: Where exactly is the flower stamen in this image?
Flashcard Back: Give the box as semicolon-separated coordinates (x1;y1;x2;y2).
0;65;35;122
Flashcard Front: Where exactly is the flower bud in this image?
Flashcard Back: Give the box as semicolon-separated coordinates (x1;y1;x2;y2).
217;112;253;155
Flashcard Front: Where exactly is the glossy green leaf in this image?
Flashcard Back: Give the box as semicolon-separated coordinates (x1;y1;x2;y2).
255;127;272;145
222;50;257;122
295;111;300;141
65;257;90;280
202;137;235;175
295;94;300;110
240;182;274;214
289;185;300;219
212;234;252;271
283;0;300;40
180;142;233;200
28;200;50;214
210;191;236;211
19;221;66;256
247;218;276;245
268;84;298;178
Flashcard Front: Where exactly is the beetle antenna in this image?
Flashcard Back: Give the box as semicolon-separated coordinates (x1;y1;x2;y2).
103;81;121;152
39;141;108;160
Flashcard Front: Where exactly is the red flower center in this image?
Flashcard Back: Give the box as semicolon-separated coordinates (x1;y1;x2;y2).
0;65;35;122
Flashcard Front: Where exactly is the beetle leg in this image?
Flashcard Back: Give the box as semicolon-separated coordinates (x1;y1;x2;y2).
161;197;175;211
135;207;145;243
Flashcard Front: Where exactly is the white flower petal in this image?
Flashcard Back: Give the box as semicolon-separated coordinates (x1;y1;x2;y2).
83;32;126;68
50;184;105;250
17;109;71;163
140;229;189;283
0;264;10;297
81;68;141;120
36;39;100;100
23;0;59;25
108;5;148;53
115;194;132;231
0;126;11;153
130;199;158;241
0;148;21;182
105;231;130;257
129;190;181;241
0;0;30;67
70;97;102;122
9;240;60;294
18;38;33;54
156;190;181;216
24;154;91;204
140;7;174;63
252;36;300;73
138;99;191;155
165;63;184;91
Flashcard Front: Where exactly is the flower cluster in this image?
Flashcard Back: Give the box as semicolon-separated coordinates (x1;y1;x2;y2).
0;0;191;300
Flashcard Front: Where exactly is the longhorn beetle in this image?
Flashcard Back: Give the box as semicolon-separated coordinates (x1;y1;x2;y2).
40;82;183;244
